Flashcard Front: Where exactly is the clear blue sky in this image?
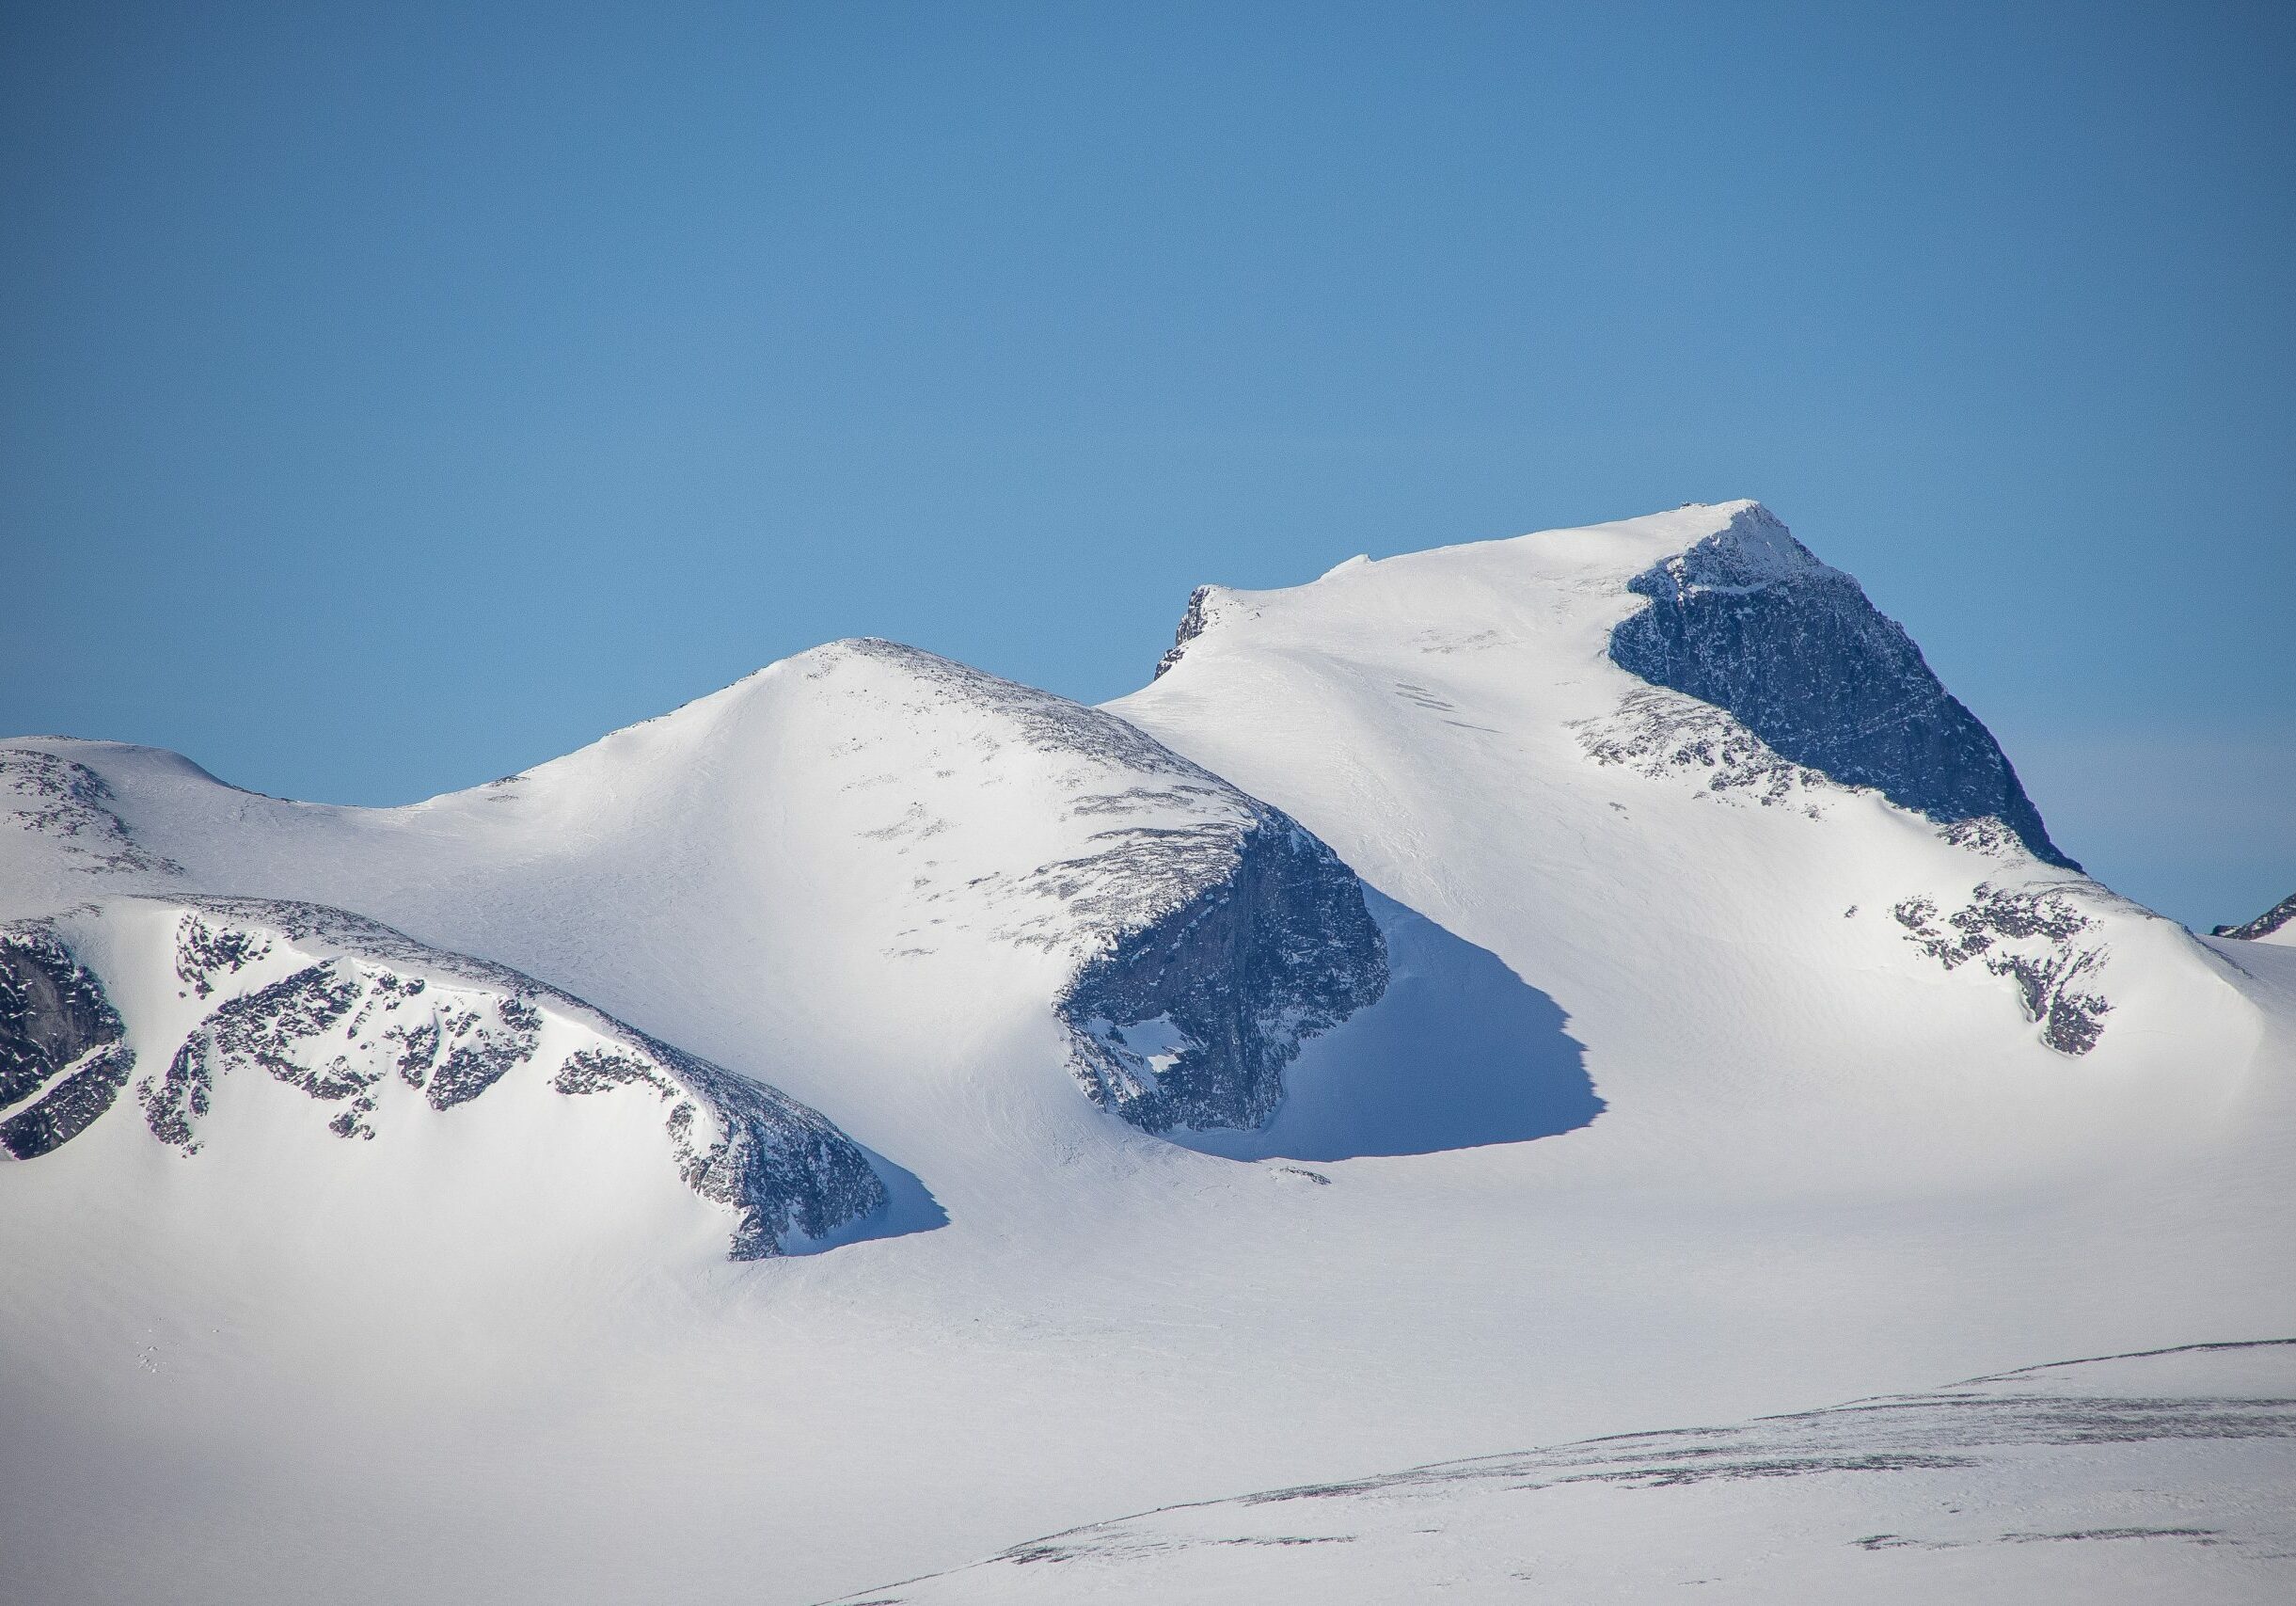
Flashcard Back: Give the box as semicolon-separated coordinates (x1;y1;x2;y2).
5;1;2290;928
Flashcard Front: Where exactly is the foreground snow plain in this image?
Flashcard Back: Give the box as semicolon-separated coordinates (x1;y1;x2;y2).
835;1341;2296;1604
2;502;2289;1604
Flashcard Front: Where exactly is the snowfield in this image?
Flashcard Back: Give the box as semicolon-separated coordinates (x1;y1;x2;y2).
832;1341;2296;1605
2;502;2289;1604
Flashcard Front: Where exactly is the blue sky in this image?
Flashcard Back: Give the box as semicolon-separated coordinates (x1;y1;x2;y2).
4;1;2289;928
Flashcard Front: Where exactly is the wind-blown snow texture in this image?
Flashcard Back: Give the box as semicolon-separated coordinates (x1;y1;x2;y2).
835;1342;2296;1605
1605;504;2077;868
1;500;2289;1606
0;747;182;877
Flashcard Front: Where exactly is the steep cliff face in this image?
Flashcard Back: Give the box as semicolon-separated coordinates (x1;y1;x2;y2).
0;898;890;1259
1568;507;2147;1054
1607;504;2075;869
0;928;135;1159
1153;586;1218;679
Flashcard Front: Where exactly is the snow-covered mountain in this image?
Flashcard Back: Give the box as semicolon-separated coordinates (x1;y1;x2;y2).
0;638;1423;1181
1;502;2288;1606
1122;501;2179;1068
1602;503;2075;867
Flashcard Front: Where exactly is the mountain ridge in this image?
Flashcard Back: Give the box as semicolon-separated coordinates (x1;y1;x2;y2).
2216;891;2296;944
2;500;2289;1606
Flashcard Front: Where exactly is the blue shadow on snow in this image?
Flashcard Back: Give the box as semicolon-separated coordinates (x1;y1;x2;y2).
1177;887;1603;1163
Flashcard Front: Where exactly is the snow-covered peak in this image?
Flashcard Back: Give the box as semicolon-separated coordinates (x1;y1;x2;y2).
1118;502;2221;1088
1628;500;1831;595
484;636;1295;972
1148;500;1775;680
524;635;1231;810
500;638;1390;1136
1142;500;2073;868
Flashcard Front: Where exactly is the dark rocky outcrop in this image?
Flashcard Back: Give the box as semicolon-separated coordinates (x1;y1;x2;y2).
1060;818;1387;1134
0;929;135;1158
0;929;121;1108
636;1035;890;1256
1607;505;2076;868
2213;893;2296;942
1892;887;2113;1055
1153;586;1217;679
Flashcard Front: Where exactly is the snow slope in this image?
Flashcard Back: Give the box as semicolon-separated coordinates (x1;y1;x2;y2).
1;504;2290;1605
836;1340;2296;1605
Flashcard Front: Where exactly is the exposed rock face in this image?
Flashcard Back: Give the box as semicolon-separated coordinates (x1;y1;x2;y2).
1153;586;1217;679
22;898;888;1258
1572;686;1836;819
1060;819;1387;1134
1892;886;2114;1055
1607;505;2075;869
1572;509;2126;1054
0;928;136;1158
2214;893;2296;942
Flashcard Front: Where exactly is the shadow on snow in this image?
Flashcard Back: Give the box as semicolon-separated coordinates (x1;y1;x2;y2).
1180;887;1602;1163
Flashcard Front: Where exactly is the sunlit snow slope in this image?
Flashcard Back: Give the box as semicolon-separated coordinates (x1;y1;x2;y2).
1;504;2289;1606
